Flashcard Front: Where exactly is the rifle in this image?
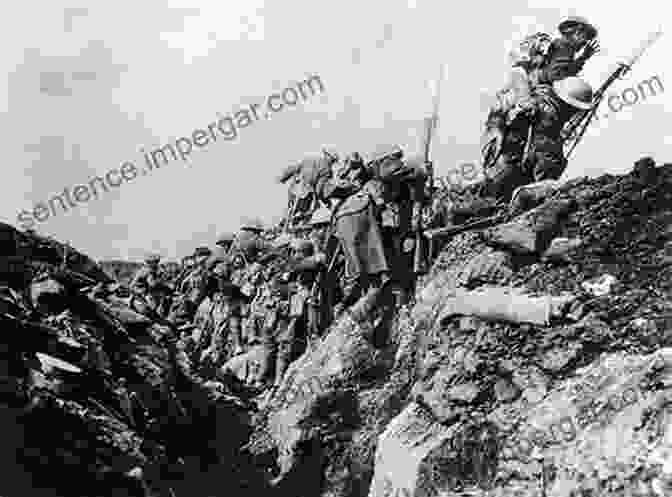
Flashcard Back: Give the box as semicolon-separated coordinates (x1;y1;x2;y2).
563;30;663;159
425;211;510;257
414;63;444;274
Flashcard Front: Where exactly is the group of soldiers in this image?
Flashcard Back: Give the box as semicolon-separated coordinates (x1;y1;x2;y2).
126;143;432;392
123;15;602;394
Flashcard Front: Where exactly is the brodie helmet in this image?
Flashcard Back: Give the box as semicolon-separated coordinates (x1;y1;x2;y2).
553;76;594;110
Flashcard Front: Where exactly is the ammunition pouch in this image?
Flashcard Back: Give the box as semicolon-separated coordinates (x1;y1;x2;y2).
381;203;401;228
289;288;308;318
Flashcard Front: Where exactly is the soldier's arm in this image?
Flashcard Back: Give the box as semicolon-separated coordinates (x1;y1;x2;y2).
291;253;327;273
276;162;302;184
320;177;359;199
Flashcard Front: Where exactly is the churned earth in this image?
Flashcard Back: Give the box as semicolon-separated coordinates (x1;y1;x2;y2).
249;162;672;497
1;161;671;497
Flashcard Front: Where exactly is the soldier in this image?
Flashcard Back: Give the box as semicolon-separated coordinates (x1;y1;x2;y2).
482;76;594;201
181;247;211;298
307;206;332;250
277;149;339;228
206;232;235;272
199;276;246;378
482;33;553;172
272;239;326;385
129;254;170;316
171;247;212;324
367;146;429;305
482;17;598;175
185;274;218;364
316;153;392;322
238;275;289;387
233;220;270;264
305;206;341;333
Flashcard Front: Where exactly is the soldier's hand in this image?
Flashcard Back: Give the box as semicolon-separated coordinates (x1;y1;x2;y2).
580;39;600;60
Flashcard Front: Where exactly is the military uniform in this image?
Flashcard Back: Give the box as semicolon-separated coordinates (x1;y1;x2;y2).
198;284;245;377
483;77;593;201
176;247;212;319
482;17;598;174
292;240;327;340
206;233;235;272
270;240;326;385
130;254;171;317
232;221;270;264
368;147;428;303
239;279;290;386
317;159;390;313
277;151;337;226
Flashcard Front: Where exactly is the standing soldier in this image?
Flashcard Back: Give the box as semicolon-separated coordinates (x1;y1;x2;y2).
317;152;391;322
307;206;337;333
482;76;594;201
199;276;246;377
274;239;327;385
174;247;212;322
367;146;428;306
241;275;289;388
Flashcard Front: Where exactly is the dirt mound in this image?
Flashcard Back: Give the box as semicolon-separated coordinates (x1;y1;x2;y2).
250;163;672;497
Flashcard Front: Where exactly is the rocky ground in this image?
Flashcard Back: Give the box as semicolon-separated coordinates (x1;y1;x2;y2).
1;160;671;497
248;162;672;497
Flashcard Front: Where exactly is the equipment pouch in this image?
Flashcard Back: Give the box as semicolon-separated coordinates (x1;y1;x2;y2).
290;290;307;317
381;203;401;228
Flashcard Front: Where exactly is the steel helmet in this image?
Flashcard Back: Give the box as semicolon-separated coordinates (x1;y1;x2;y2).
240;218;265;232
553;77;594;110
144;253;160;264
216;232;235;246
322;147;339;163
309;206;332;226
365;144;403;165
558;16;597;39
193;246;212;257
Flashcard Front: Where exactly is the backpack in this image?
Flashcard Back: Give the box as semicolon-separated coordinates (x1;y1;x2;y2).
508;32;552;69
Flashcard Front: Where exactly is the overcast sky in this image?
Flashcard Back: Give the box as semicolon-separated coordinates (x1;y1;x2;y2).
1;0;669;262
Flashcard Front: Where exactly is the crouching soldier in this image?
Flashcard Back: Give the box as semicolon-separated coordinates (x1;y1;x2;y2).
481;76;594;202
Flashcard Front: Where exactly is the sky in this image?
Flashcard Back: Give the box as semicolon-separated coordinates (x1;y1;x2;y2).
1;0;669;262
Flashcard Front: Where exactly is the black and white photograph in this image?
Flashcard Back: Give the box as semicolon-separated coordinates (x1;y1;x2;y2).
1;2;671;496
